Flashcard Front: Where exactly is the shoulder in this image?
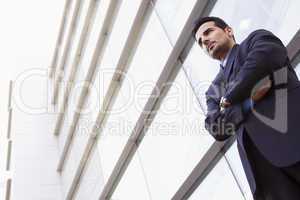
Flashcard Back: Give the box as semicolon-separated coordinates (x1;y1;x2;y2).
240;29;284;48
247;29;274;38
242;29;274;43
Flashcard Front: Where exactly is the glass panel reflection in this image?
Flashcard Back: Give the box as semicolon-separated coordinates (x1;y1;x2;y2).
111;151;152;200
210;0;300;45
154;0;197;44
96;12;172;187
112;69;213;199
189;157;245;200
295;62;300;78
225;142;254;200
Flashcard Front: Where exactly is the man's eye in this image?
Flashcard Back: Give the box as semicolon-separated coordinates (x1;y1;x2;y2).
206;29;212;34
198;39;203;47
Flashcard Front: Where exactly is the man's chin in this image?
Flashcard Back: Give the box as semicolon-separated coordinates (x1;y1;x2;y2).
210;50;223;60
206;49;220;60
210;52;219;60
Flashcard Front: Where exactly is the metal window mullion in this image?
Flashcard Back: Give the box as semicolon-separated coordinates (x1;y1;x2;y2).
65;136;97;200
7;81;13;139
5;80;14;200
64;1;154;199
49;0;74;78
7;109;12;140
56;0;122;173
7;81;13;111
52;0;85;105
172;137;236;200
287;29;300;66
53;0;101;136
5;179;12;200
98;59;180;200
98;0;213;199
6;141;12;171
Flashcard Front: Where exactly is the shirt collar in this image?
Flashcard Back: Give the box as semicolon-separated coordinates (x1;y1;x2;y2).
220;47;233;69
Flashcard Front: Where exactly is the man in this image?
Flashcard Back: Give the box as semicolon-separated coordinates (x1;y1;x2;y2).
193;16;300;199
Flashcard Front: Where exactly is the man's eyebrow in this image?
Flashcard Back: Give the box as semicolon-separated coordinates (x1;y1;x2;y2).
203;27;213;36
197;27;213;46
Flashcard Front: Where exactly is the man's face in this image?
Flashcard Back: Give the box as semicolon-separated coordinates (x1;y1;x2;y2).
195;21;234;60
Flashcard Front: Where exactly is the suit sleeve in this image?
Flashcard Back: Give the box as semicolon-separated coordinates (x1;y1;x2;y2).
204;72;226;141
224;30;288;104
204;70;244;141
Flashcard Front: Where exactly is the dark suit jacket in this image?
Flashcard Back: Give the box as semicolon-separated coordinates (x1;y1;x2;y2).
204;29;300;194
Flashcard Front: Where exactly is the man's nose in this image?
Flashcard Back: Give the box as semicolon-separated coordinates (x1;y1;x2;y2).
202;38;210;48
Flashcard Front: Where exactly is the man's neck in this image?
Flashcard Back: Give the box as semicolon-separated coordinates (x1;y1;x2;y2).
220;49;232;67
220;42;236;67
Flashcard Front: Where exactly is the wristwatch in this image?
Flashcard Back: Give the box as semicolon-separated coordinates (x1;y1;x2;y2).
220;97;230;109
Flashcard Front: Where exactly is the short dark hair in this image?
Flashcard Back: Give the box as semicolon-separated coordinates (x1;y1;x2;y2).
192;16;229;38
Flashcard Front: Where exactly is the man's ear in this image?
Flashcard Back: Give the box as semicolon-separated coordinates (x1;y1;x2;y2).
225;26;234;37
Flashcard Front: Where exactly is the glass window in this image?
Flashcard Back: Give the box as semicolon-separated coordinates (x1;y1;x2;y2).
60;113;92;197
97;12;172;189
182;45;220;113
0;182;4;200
295;62;300;78
61;0;145;193
74;147;104;199
188;158;245;200
58;0;110;116
62;0;91;84
225;142;254;200
111;152;153;200
55;0;77;76
266;0;300;45
71;0;110;83
210;0;300;45
154;0;197;44
58;0;112;193
112;69;214;199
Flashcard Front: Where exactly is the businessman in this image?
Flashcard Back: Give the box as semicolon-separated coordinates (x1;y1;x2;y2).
193;16;300;199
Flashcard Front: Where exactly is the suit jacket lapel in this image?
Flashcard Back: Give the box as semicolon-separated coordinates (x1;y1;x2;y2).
224;44;239;86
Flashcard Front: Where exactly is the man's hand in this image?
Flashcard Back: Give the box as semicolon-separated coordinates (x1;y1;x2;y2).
251;79;272;102
220;97;231;111
220;79;271;111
